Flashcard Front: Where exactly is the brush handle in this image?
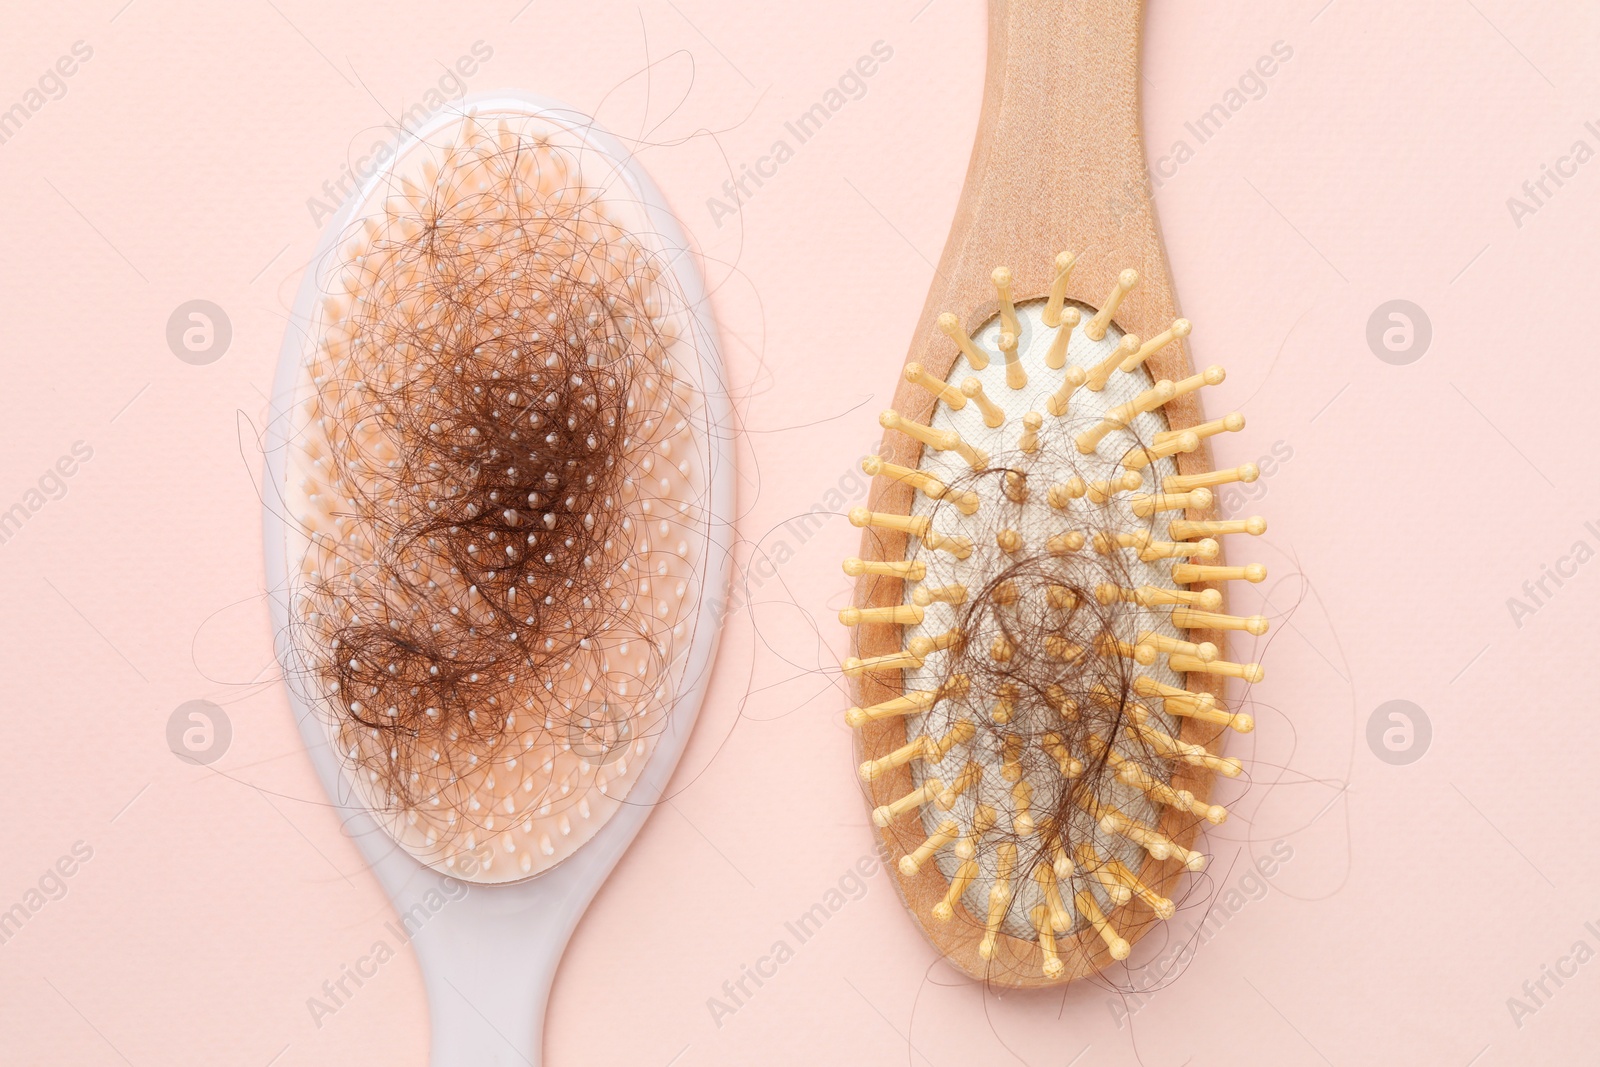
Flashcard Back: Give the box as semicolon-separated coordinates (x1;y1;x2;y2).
412;879;579;1067
906;0;1179;358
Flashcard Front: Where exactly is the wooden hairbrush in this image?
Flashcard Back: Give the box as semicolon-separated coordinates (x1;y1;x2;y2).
841;0;1269;986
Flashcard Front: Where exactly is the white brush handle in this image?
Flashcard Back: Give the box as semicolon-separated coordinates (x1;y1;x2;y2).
413;878;579;1066
419;915;563;1062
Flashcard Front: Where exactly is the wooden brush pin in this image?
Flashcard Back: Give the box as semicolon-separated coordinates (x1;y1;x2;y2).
899;820;960;876
858;455;982;515
962;377;1007;428
1123;429;1200;471
904;362;968;410
1017;412;1043;454
842;647;925;677
1085;333;1141;391
1155;410;1241;447
1098;583;1223;610
938;312;990;370
1045;307;1082;371
1041;251;1077;328
860;736;935;782
1084;269;1139;341
1167;516;1267;540
992;267;1021;339
1046;364;1089;418
998;331;1026;390
1120;318;1191;374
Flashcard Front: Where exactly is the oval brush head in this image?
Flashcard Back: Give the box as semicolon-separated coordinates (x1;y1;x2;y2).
844;253;1268;985
278;105;719;884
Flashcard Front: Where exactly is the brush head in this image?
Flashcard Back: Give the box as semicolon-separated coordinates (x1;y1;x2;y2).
281;107;715;883
845;253;1268;984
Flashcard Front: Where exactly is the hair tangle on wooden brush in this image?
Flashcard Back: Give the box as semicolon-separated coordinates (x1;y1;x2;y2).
844;252;1272;987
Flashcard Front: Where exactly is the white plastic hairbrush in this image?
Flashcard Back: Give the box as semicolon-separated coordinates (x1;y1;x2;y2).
264;93;733;1064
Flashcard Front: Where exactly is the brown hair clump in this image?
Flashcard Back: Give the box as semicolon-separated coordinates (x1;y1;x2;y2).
286;114;706;880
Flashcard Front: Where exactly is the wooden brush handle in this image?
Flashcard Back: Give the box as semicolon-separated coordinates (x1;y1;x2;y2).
907;0;1179;363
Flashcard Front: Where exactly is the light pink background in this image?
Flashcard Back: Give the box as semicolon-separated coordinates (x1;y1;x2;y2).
2;1;1596;1063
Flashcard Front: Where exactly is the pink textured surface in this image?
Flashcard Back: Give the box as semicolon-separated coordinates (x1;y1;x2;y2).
0;1;1595;1064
